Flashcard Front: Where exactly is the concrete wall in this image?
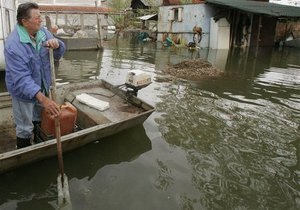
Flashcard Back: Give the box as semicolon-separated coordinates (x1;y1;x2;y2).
157;3;215;48
209;17;230;49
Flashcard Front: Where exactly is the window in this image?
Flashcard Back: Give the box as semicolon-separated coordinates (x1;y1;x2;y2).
168;7;183;22
174;8;179;21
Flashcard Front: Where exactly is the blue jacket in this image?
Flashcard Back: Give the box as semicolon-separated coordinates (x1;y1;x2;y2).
4;25;65;102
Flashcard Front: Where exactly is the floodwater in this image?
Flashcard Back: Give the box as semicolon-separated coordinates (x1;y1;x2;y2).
0;39;300;210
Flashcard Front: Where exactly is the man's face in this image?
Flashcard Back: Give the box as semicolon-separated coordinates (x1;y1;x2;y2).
22;9;42;35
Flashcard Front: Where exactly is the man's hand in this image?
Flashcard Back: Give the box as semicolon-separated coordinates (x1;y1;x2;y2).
36;92;60;118
44;38;60;49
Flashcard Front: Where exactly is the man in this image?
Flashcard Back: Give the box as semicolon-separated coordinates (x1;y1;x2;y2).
4;2;65;149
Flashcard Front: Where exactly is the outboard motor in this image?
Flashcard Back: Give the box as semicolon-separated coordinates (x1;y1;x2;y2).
125;70;151;96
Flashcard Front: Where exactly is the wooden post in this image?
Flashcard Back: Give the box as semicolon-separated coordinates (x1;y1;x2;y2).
64;14;67;28
229;10;236;48
255;15;262;57
55;11;58;25
247;14;253;47
45;14;52;31
80;14;84;30
95;1;103;50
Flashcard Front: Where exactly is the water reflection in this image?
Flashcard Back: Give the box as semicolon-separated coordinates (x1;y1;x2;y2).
154;47;300;209
99;41;157;87
56;50;103;84
0;125;151;209
1;38;300;209
66;125;151;179
154;159;174;191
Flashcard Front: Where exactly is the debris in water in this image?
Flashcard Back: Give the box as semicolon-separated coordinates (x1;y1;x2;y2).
165;59;223;81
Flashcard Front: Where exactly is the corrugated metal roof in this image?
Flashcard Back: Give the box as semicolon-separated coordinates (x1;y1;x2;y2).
39;5;111;13
206;0;300;17
137;14;158;20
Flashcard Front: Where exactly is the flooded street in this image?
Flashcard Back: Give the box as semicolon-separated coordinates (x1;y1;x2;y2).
1;39;300;209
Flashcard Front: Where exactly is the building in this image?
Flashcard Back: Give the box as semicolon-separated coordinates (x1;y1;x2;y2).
206;0;300;48
0;0;16;70
157;1;215;48
157;0;300;49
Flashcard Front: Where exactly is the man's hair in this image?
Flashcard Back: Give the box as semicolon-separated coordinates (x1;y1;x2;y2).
17;2;39;25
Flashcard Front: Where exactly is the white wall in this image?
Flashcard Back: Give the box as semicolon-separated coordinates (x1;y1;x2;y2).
209;18;230;49
0;0;16;70
157;4;215;48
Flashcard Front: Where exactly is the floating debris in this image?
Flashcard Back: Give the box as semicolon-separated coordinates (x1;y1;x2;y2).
165;59;223;81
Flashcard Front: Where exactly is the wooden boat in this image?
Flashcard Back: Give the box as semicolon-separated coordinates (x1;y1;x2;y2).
285;38;300;48
55;35;99;51
0;79;154;174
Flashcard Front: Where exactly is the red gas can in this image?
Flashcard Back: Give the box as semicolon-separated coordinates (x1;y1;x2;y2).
41;101;77;138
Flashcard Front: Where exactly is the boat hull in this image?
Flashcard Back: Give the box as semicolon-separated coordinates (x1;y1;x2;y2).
0;80;154;174
285;38;300;48
56;36;99;51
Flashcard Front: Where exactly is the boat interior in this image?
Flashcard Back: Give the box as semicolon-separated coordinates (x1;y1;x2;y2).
0;80;151;154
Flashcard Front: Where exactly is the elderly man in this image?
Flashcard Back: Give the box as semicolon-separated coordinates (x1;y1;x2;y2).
4;2;65;148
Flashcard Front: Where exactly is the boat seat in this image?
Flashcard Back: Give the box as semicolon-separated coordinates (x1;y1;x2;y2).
65;90;112;129
71;99;112;129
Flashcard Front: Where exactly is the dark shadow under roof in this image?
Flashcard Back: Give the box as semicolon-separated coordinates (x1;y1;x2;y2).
206;0;300;18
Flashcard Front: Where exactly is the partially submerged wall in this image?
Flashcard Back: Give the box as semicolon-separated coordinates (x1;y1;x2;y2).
157;3;214;48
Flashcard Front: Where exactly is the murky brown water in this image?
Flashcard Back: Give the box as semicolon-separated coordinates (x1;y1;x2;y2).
1;39;300;210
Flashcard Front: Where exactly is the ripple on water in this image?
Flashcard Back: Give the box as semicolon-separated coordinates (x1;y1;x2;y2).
53;45;300;209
